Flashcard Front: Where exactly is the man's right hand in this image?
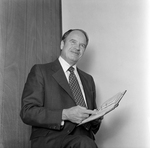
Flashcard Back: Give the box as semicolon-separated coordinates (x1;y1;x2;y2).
62;105;97;124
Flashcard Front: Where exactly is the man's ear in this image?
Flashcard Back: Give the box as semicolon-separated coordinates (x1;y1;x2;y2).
60;41;64;50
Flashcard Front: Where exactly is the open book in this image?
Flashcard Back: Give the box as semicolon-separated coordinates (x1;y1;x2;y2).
79;90;127;125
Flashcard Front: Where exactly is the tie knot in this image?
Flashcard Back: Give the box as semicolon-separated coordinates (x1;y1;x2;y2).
68;66;74;73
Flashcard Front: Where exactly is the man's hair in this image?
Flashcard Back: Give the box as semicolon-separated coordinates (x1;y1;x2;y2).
61;29;89;46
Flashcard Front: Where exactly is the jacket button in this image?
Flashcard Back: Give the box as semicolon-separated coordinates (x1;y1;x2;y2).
67;130;70;134
85;127;89;130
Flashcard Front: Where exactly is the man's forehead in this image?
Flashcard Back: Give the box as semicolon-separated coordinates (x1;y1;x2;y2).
66;31;86;42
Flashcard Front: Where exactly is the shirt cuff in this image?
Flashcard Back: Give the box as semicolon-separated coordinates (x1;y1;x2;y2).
61;120;65;126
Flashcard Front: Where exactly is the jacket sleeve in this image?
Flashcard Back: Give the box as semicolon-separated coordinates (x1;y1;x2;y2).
20;65;62;130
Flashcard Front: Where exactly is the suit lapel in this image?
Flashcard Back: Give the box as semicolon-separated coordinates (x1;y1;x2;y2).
52;60;74;100
78;69;93;110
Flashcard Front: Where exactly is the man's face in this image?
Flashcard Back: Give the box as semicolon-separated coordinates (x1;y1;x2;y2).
60;30;87;65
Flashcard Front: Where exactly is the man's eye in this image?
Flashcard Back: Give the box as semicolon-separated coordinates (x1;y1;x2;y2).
70;40;76;44
80;44;86;49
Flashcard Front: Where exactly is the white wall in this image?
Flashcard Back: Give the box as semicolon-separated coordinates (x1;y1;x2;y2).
62;0;150;148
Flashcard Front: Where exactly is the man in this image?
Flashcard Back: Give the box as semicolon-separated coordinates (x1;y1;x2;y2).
20;29;102;148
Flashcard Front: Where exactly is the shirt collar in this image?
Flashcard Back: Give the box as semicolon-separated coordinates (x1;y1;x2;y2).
59;56;77;72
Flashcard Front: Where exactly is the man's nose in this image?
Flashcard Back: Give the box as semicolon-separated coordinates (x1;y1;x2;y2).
75;44;80;50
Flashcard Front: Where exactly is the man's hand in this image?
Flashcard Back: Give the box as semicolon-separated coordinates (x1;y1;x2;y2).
62;105;97;124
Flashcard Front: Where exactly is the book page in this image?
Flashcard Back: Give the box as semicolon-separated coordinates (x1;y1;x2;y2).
79;90;127;125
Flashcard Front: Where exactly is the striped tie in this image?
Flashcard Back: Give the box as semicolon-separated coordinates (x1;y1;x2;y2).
68;66;86;107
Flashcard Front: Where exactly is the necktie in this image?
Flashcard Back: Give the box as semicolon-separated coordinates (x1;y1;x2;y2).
68;66;86;107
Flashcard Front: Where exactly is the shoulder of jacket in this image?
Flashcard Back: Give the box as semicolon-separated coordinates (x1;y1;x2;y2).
77;68;92;78
32;61;55;69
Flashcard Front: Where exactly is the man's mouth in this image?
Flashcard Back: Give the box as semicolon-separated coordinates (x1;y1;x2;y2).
71;51;80;56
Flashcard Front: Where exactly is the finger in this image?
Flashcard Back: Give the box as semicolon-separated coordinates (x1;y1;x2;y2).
77;105;87;110
93;109;98;111
82;109;97;115
81;113;89;118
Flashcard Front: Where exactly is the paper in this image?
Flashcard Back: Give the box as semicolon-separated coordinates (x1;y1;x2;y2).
79;90;127;125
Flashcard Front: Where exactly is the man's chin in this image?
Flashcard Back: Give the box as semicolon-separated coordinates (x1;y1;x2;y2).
69;58;79;65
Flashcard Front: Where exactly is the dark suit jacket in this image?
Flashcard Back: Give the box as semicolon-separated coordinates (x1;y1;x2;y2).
20;59;100;148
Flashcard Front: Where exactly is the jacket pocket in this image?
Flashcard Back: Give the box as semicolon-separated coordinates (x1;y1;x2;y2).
30;128;49;140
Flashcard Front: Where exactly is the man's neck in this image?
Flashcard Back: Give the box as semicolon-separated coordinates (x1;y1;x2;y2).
60;55;76;66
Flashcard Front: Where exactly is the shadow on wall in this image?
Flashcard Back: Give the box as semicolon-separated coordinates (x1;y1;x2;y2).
78;45;103;103
77;46;95;72
95;108;130;147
